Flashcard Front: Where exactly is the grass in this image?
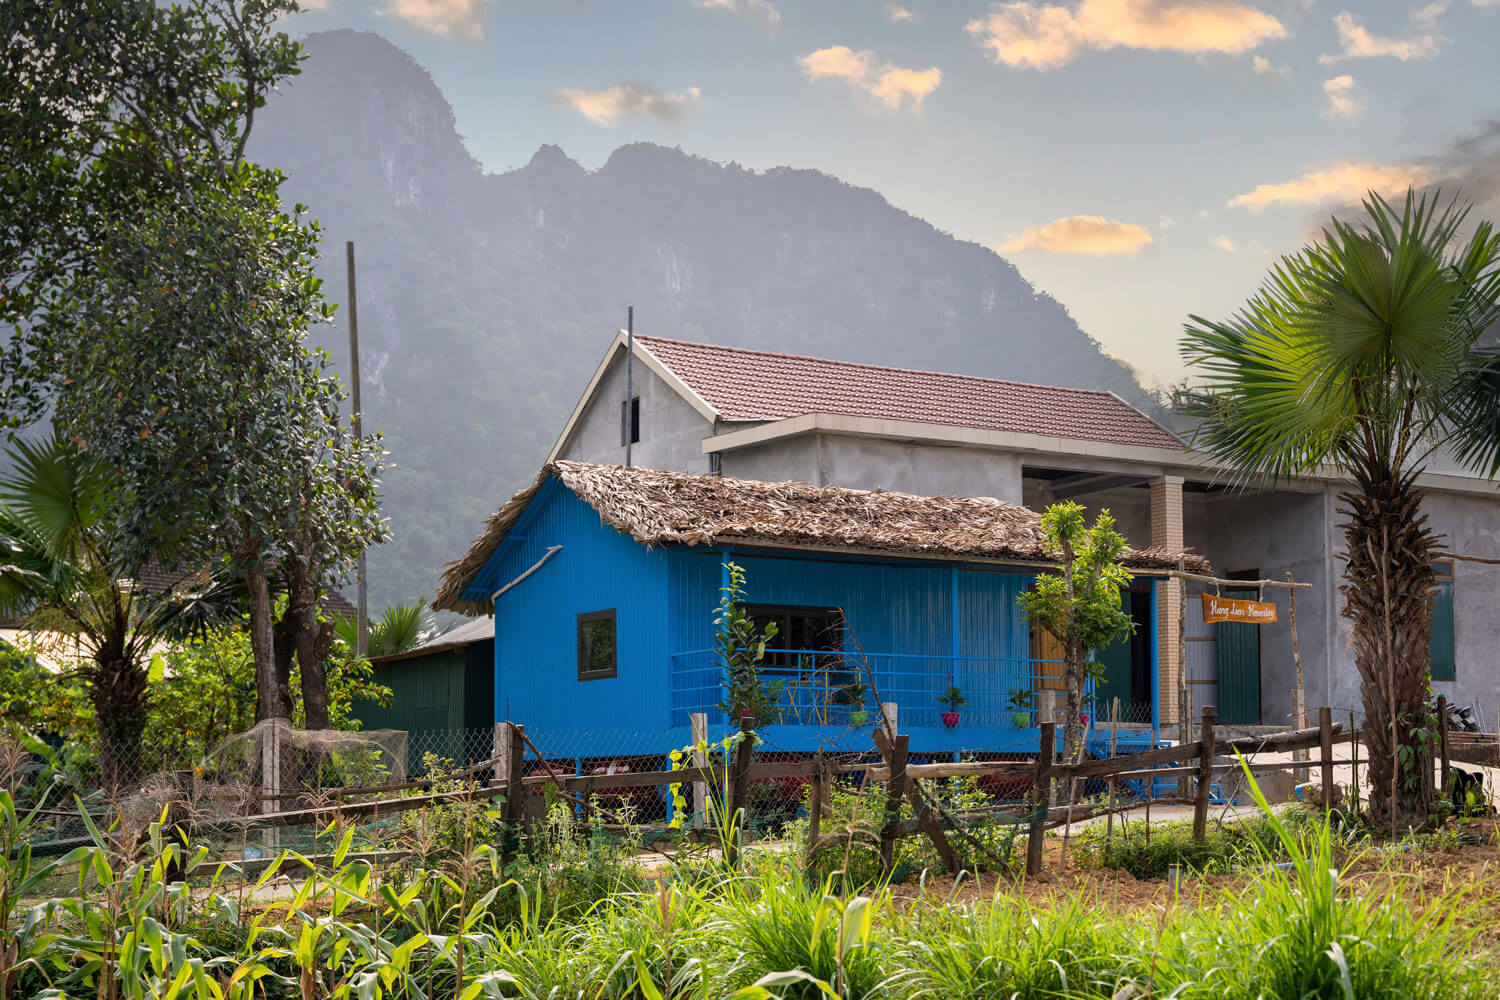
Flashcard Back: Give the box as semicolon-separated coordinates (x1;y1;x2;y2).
4;767;1496;998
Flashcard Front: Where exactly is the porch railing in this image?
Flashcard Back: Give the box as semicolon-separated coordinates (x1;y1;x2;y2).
667;647;1067;730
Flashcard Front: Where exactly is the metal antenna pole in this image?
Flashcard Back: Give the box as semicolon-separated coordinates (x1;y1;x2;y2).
625;306;634;468
346;241;368;658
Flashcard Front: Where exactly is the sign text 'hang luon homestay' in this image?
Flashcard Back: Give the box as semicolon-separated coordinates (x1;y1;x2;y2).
1201;593;1278;624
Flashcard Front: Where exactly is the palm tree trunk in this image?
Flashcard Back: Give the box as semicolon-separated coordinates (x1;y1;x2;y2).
1341;477;1437;830
90;652;149;795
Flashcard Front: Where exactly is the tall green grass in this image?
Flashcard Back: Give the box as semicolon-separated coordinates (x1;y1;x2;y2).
3;759;1493;999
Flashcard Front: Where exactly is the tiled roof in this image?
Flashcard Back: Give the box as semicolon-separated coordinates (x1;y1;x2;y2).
637;336;1182;451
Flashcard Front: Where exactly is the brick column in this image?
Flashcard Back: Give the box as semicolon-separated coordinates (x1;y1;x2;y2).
1150;476;1185;728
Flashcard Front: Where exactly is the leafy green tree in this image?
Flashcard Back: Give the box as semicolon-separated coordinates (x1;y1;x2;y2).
714;562;783;724
0;435;235;790
1017;501;1134;763
1180;191;1500;827
0;0;386;727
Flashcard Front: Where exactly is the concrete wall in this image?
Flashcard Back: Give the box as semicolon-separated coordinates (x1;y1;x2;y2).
719;435;821;485
1381;489;1500;716
1203;489;1334;725
556;353;715;473
813;434;1024;500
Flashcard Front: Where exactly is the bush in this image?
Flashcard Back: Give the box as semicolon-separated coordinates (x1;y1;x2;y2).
787;775;1020;889
1069;808;1325;878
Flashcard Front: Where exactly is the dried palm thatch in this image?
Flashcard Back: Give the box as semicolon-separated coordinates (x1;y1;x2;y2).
433;461;1210;614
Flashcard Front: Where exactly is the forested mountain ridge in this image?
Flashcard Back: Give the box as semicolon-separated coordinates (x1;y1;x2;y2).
250;29;1154;610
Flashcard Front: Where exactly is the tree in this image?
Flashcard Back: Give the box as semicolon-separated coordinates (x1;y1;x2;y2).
0;435;235;790
713;562;783;724
1180;191;1500;828
1017;501;1135;764
0;0;386;727
334;599;438;660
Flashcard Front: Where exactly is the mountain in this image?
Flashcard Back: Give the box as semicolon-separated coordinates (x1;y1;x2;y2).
250;29;1155;611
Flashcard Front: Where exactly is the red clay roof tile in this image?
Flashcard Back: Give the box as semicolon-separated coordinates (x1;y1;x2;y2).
636;336;1182;451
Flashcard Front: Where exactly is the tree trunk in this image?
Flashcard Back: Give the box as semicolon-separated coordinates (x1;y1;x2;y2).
1062;640;1086;764
1340;477;1436;831
272;609;297;719
90;652;150;795
295;611;334;731
245;563;284;723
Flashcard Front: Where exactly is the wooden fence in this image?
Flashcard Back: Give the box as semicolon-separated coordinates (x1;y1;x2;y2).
41;698;1487;876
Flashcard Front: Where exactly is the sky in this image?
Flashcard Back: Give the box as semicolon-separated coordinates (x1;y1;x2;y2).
289;0;1500;389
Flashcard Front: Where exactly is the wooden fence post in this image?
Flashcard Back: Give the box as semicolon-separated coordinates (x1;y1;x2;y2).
878;733;909;875
1318;706;1335;813
1437;695;1450;795
1027;722;1055;876
727;714;756;863
1192;705;1216;840
501;722;525;867
690;712;708;829
1106;697;1120;845
805;749;824;869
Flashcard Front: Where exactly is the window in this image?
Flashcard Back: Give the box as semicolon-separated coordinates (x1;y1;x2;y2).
1431;560;1455;682
620;396;640;446
577;610;617;680
743;605;844;674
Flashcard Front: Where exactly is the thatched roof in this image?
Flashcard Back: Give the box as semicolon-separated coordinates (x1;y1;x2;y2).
433;461;1210;615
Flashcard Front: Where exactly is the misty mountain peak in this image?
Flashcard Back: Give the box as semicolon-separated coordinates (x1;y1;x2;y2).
523;144;585;176
250;30;1153;605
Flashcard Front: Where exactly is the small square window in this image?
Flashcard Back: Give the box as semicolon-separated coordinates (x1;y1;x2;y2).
577;610;617;680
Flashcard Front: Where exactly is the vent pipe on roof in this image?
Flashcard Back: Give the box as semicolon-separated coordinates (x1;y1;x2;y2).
625;306;634;468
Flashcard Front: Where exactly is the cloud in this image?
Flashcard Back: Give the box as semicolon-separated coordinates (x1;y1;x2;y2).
1227;162;1432;210
1252;54;1287;75
557;83;703;127
384;0;489;39
694;0;781;36
964;0;1287;70
800;46;942;109
1323;74;1362;119
886;4;920;21
1212;234;1273;254
997;215;1155;254
1319;10;1443;63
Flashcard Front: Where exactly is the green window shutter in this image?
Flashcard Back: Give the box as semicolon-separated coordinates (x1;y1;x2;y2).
1430;572;1455;682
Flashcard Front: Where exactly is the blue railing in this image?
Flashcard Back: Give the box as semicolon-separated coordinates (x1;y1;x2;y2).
668;647;1067;730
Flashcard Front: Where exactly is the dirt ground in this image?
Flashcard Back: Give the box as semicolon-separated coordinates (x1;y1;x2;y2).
887;834;1500;946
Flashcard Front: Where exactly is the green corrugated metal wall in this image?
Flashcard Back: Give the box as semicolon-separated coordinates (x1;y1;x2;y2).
354;640;494;733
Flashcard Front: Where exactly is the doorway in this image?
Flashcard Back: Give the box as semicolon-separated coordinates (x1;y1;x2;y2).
1215;570;1263;725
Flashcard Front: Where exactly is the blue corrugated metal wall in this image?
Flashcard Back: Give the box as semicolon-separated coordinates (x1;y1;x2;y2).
487;485;670;735
474;477;1084;752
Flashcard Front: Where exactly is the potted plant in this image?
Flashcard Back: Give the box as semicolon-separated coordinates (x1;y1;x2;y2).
838;678;871;726
938;686;966;728
1007;687;1032;729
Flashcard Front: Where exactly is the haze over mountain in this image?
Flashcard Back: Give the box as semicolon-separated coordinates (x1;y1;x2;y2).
250;29;1156;611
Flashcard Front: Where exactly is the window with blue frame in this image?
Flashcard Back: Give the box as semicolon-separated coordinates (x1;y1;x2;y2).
1431;560;1455;682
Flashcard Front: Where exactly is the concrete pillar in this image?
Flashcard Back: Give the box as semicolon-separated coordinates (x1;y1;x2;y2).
1150;476;1185;729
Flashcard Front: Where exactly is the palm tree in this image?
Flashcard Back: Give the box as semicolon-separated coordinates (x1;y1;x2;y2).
335;600;437;660
1181;191;1500;828
0;434;233;792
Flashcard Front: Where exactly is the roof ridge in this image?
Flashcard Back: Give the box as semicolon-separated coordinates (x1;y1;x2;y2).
634;334;1128;400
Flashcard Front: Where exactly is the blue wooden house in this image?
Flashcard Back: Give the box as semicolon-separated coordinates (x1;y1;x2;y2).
433;462;1203;758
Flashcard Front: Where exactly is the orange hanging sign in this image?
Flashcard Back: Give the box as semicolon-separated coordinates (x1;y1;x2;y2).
1201;593;1278;624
